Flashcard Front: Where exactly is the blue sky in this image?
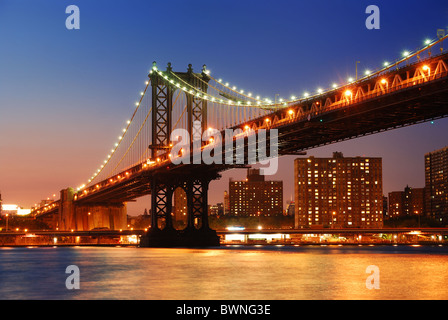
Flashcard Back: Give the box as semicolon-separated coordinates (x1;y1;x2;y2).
1;0;448;213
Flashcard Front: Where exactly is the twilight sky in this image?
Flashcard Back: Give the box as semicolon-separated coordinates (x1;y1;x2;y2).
1;0;448;215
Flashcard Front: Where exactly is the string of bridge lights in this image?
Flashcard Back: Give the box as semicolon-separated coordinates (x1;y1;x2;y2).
194;72;264;103
72;35;445;194
150;36;443;110
75;80;151;192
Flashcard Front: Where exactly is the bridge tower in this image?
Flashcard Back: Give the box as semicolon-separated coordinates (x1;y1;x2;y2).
142;63;220;247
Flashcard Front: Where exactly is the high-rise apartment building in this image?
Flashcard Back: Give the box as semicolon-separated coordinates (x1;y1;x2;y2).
294;152;383;229
425;146;448;224
223;191;230;215
229;169;283;216
173;187;187;224
388;186;425;218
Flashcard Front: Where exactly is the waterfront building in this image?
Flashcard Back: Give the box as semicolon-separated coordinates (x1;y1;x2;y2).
286;201;295;216
425;146;448;224
229;168;283;216
173;187;187;224
388;186;425;218
294;152;383;229
223;191;230;215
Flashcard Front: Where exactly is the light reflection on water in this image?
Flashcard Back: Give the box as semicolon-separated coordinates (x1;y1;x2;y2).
0;245;447;300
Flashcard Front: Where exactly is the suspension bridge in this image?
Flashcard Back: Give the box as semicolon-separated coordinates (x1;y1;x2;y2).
29;35;448;247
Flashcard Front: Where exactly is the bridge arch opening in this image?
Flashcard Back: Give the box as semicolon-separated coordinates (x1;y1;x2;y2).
172;186;188;230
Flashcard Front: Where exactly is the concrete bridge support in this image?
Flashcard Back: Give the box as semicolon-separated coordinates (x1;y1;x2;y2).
58;188;127;231
140;173;221;247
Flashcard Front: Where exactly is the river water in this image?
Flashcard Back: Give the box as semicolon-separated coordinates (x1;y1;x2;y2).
0;245;447;300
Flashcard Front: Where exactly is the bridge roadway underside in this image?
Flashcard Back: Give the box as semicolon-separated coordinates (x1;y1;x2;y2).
277;76;448;154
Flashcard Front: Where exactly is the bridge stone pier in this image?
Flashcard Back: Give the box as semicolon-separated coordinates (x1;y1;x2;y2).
59;188;127;231
140;170;221;247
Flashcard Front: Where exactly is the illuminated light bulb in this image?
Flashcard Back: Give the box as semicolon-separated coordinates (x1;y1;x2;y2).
232;86;237;90
422;65;429;71
317;88;323;94
115;143;118;147
140;92;144;96
122;128;126;132
265;118;270;123
118;136;122;140
145;81;149;85
383;61;389;67
225;82;229;86
240;90;244;94
256;96;260;100
403;51;410;57
381;79;387;84
345;90;352;97
364;70;371;75
218;79;222;83
332;83;338;89
288;109;294;115
424;39;431;45
244;125;250;131
135;102;139;106
348;77;354;83
127;120;131;124
304;92;309;97
248;93;252;97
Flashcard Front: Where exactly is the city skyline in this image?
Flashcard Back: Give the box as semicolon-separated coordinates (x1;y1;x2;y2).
1;0;448;215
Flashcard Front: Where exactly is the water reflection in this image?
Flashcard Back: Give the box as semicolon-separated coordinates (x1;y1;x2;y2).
0;245;447;299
